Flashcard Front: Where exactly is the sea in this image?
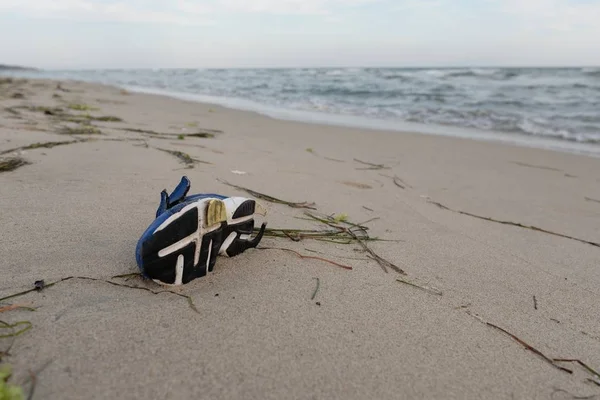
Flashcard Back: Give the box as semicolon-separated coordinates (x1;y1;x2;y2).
3;67;600;156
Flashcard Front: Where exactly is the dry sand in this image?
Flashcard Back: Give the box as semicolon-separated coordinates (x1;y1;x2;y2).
1;77;599;399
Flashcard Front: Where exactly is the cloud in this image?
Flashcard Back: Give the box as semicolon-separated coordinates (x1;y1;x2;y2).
0;0;212;24
495;0;600;32
0;0;383;23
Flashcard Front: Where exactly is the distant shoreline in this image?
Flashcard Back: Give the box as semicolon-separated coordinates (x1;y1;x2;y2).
0;64;38;71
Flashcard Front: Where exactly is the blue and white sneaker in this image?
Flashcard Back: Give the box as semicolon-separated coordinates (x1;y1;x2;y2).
135;176;266;286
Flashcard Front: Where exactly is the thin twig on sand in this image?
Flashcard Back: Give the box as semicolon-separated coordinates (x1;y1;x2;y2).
429;200;600;248
553;359;600;381
380;173;412;189
354;158;390;170
396;278;442;296
0;276;199;314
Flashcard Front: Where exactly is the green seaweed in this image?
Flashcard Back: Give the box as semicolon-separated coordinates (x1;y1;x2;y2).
0;140;79;156
65;114;122;123
0;158;29;173
118;127;219;138
67;103;99;112
4;108;21;116
58;125;102;135
0;365;25;400
156;148;211;168
0;321;32;339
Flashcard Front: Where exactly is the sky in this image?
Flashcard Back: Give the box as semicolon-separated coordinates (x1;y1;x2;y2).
0;0;599;68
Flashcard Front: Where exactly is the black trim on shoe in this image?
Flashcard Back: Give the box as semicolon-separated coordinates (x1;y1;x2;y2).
232;199;256;219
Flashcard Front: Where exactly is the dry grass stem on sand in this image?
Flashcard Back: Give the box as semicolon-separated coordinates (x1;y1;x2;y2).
396;278;442;296
218;179;317;209
258;247;352;271
0;276;198;314
429;200;600;248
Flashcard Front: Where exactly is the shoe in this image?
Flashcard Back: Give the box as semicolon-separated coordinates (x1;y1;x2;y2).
135;176;266;285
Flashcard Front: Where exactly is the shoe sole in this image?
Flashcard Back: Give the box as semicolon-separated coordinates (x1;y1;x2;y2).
219;199;258;256
141;198;227;286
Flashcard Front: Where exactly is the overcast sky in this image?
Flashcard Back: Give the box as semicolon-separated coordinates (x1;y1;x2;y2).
1;0;599;69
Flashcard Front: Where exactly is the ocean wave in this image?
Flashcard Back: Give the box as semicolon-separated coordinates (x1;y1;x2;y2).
5;67;599;147
582;67;600;77
419;68;516;80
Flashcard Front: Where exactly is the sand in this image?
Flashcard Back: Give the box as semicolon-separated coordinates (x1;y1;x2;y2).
1;77;599;400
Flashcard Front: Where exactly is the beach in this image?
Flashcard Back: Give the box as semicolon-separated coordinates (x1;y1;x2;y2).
1;77;599;399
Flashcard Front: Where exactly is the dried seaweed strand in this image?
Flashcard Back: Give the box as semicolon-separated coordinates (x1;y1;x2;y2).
0;276;198;314
553;359;600;380
258;247;352;270
118;127;219;137
0;157;30;173
156;148;210;167
396;278;442;296
218;179;317;209
0;140;80;156
533;295;538;310
354;158;389;170
551;388;597;399
0;304;35;313
324;156;345;163
380;173;412;189
354;232;405;274
467;312;573;374
511;161;562;172
303;211;405;274
111;273;142;279
430;200;600;248
357;217;380;226
4;107;21;115
311;278;320;300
